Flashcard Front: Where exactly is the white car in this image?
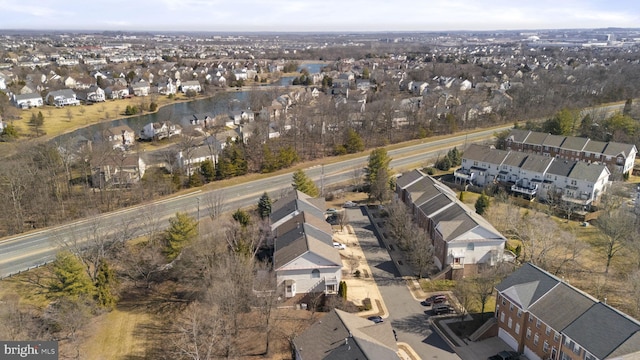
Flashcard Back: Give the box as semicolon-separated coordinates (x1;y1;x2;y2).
333;242;346;250
343;201;358;208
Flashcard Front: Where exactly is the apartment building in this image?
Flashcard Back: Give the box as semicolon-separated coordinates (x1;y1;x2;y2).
505;129;636;176
495;263;640;360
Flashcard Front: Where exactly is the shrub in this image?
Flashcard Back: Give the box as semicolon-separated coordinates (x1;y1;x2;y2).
362;298;372;311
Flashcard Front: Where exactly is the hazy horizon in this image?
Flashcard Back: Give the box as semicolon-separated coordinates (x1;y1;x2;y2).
1;0;638;33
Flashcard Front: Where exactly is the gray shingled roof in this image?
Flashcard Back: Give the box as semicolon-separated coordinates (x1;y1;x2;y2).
546;158;576;177
418;193;455;218
396;169;426;189
528;283;596;331
13;92;42;101
496;263;560;310
270;190;325;225
502;151;529;167
603;141;637;158
292;309;400;360
541;134;565;147
520;154;554;173
462;144;495;162
568;162;608;183
507;129;531;143
563;303;640;359
273;222;340;270
526;131;548;145
584;140;607;153
561;136;589;151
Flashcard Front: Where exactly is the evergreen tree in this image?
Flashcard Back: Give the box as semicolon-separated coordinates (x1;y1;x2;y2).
475;191;490;215
338;281;347;300
164;212;198;260
447;147;462;167
232;209;251;227
257;192;272;219
200;159;215;183
48;251;95;300
344;128;364;153
292;169;319;197
365;148;392;200
28;111;44;136
277;145;299;169
94;259;118;309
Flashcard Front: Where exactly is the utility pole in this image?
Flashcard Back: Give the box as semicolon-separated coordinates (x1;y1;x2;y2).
320;164;325;196
196;197;200;234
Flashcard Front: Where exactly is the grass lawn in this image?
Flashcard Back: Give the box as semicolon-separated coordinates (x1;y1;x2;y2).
80;305;157;360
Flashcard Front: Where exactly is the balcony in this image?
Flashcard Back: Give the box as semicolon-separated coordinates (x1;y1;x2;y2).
511;183;538;196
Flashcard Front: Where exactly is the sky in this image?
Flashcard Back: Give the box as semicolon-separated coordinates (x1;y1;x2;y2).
0;0;638;33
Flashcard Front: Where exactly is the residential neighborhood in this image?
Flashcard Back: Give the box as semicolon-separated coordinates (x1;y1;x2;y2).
1;24;640;360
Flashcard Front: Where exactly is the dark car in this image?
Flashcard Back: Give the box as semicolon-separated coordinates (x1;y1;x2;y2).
432;304;454;315
422;294;447;306
488;350;520;360
367;315;384;324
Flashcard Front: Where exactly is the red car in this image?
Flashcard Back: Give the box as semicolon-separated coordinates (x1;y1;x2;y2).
422;294;447;306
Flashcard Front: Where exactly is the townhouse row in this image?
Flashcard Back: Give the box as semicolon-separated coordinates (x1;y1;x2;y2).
455;144;611;208
495;263;640;360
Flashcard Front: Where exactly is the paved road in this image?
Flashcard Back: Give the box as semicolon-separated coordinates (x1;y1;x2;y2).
346;207;461;360
0;100;625;278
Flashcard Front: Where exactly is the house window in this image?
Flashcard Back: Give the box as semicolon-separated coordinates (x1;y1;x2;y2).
517;309;522;318
508;317;512;329
500;312;505;322
515;323;520;335
534;333;539;346
286;285;292;293
510;304;514;311
311;269;320;278
546;326;551;336
573;343;580;355
467;243;475;250
536;319;541;328
554;332;560;342
529;315;534;322
543;340;549;353
526;328;531;339
585;353;596;360
502;298;506;306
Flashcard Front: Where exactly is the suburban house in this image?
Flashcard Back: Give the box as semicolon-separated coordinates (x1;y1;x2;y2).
395;169;507;278
229;109;254;125
76;85;105;103
270;190;342;298
180;80;201;94
454;144;611;208
45;89;80;107
104;85;130;99
139;121;182;141
293;308;400;360
176;144;217;175
505;129;637;176
91;153;146;188
157;78;177;95
130;80;150;96
494;263;640;360
12;92;43;109
98;125;136;150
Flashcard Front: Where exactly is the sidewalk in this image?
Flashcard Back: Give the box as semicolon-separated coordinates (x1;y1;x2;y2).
333;226;389;318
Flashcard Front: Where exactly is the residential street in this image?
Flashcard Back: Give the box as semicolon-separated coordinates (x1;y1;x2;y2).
346;207;461;360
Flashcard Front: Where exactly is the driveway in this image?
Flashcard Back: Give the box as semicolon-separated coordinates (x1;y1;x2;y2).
346;207;461;360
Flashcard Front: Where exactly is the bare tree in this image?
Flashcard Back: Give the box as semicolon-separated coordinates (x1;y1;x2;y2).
596;209;637;274
405;226;434;278
205;191;226;220
171;301;221;360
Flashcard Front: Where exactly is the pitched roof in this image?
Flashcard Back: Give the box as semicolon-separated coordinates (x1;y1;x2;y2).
270;190;325;225
603;141;637;158
395;169;426;189
273;221;340;271
528;283;596;331
563;303;640;359
561;136;589;151
520;154;553;173
546;158;576;177
568;162;609;183
495;263;560;310
293;309;400;360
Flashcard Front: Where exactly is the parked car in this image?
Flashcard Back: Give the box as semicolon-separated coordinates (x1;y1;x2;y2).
422;294;447;306
326;208;338;215
367;315;384;324
343;201;358;208
488;350;520;360
333;242;346;250
326;215;338;225
432;304;454;315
